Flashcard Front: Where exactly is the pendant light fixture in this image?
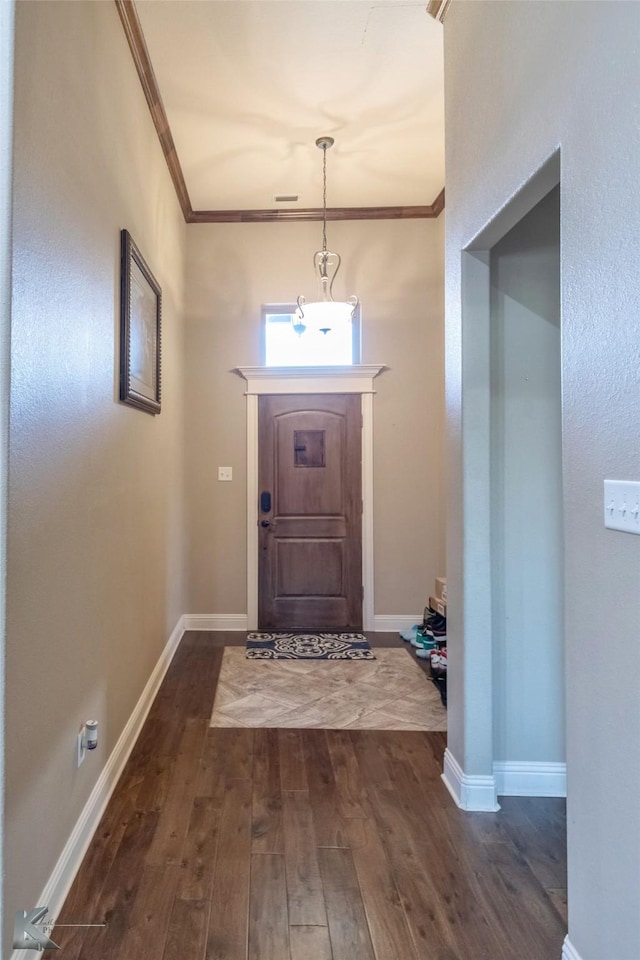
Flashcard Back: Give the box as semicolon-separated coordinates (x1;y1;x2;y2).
293;137;359;336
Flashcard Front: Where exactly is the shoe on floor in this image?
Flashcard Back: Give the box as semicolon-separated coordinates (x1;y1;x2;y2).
400;624;420;642
423;607;446;627
414;631;438;654
416;640;436;658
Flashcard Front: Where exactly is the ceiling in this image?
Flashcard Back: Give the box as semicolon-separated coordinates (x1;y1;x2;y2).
133;0;445;215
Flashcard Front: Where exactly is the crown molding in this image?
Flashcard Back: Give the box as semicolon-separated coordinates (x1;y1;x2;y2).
188;195;444;224
115;0;193;221
116;0;445;223
426;0;452;23
430;187;445;218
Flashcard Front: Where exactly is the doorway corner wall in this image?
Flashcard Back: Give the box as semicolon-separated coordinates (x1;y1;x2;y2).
444;152;563;811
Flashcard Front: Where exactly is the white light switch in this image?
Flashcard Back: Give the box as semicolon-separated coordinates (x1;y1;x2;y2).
604;480;640;534
218;467;232;482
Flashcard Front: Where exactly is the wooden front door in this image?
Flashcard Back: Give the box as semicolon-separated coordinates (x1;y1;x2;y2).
258;394;362;630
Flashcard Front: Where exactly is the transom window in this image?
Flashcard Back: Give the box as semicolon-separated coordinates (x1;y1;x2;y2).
262;304;361;367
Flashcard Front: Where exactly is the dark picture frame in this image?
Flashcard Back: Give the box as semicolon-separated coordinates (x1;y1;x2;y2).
120;229;162;414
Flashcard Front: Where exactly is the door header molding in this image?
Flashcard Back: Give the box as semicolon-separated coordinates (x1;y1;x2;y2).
235;365;387;395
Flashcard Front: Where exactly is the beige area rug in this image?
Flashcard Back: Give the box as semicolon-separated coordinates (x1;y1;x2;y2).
210;647;446;730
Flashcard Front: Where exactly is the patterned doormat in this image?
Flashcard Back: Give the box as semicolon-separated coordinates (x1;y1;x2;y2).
210;648;446;729
246;631;375;660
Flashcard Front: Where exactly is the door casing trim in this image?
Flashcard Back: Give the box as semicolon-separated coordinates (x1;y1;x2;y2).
239;365;386;631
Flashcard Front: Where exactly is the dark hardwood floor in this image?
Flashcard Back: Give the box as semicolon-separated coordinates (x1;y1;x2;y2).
53;632;567;959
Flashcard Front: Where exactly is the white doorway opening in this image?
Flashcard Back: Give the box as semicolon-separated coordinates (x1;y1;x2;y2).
443;152;565;809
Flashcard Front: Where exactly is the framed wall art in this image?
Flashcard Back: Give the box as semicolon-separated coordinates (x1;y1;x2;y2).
119;229;162;414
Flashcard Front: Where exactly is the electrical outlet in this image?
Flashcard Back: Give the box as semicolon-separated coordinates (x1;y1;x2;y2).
604;479;640;535
218;466;232;481
77;724;86;766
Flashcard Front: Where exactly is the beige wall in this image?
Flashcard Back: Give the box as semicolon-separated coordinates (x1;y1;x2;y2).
5;0;186;947
444;3;640;957
490;187;564;764
0;1;16;946
185;217;445;621
4;3;445;944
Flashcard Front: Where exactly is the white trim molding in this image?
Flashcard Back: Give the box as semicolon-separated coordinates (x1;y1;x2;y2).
10;616;185;960
236;365;387;632
494;761;567;798
361;392;375;632
235;364;386;395
442;748;500;812
373;615;422;632
183;614;426;635
246;393;259;630
562;936;583;960
183;614;248;631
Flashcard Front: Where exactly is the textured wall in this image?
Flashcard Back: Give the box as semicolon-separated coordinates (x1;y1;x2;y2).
444;3;640;957
490;187;564;763
184;217;445;620
5;1;186;949
0;1;16;947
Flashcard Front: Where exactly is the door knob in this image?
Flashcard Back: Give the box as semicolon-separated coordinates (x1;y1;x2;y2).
261;519;271;528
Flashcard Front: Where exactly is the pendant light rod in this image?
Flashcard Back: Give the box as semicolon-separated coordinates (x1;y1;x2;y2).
316;136;334;256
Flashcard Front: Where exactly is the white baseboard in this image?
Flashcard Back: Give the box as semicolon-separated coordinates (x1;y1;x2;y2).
494;761;566;798
372;615;421;632
10;615;185;960
562;936;583;960
183;614;248;631
441;747;500;812
183;615;421;633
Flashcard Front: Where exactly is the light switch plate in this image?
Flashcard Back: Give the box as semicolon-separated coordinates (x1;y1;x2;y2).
218;466;232;482
604;479;640;534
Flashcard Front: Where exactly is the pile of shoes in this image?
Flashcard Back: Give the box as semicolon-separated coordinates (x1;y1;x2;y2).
399;577;447;707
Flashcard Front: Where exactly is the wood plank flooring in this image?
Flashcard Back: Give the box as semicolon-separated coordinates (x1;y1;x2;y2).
53;632;567;960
